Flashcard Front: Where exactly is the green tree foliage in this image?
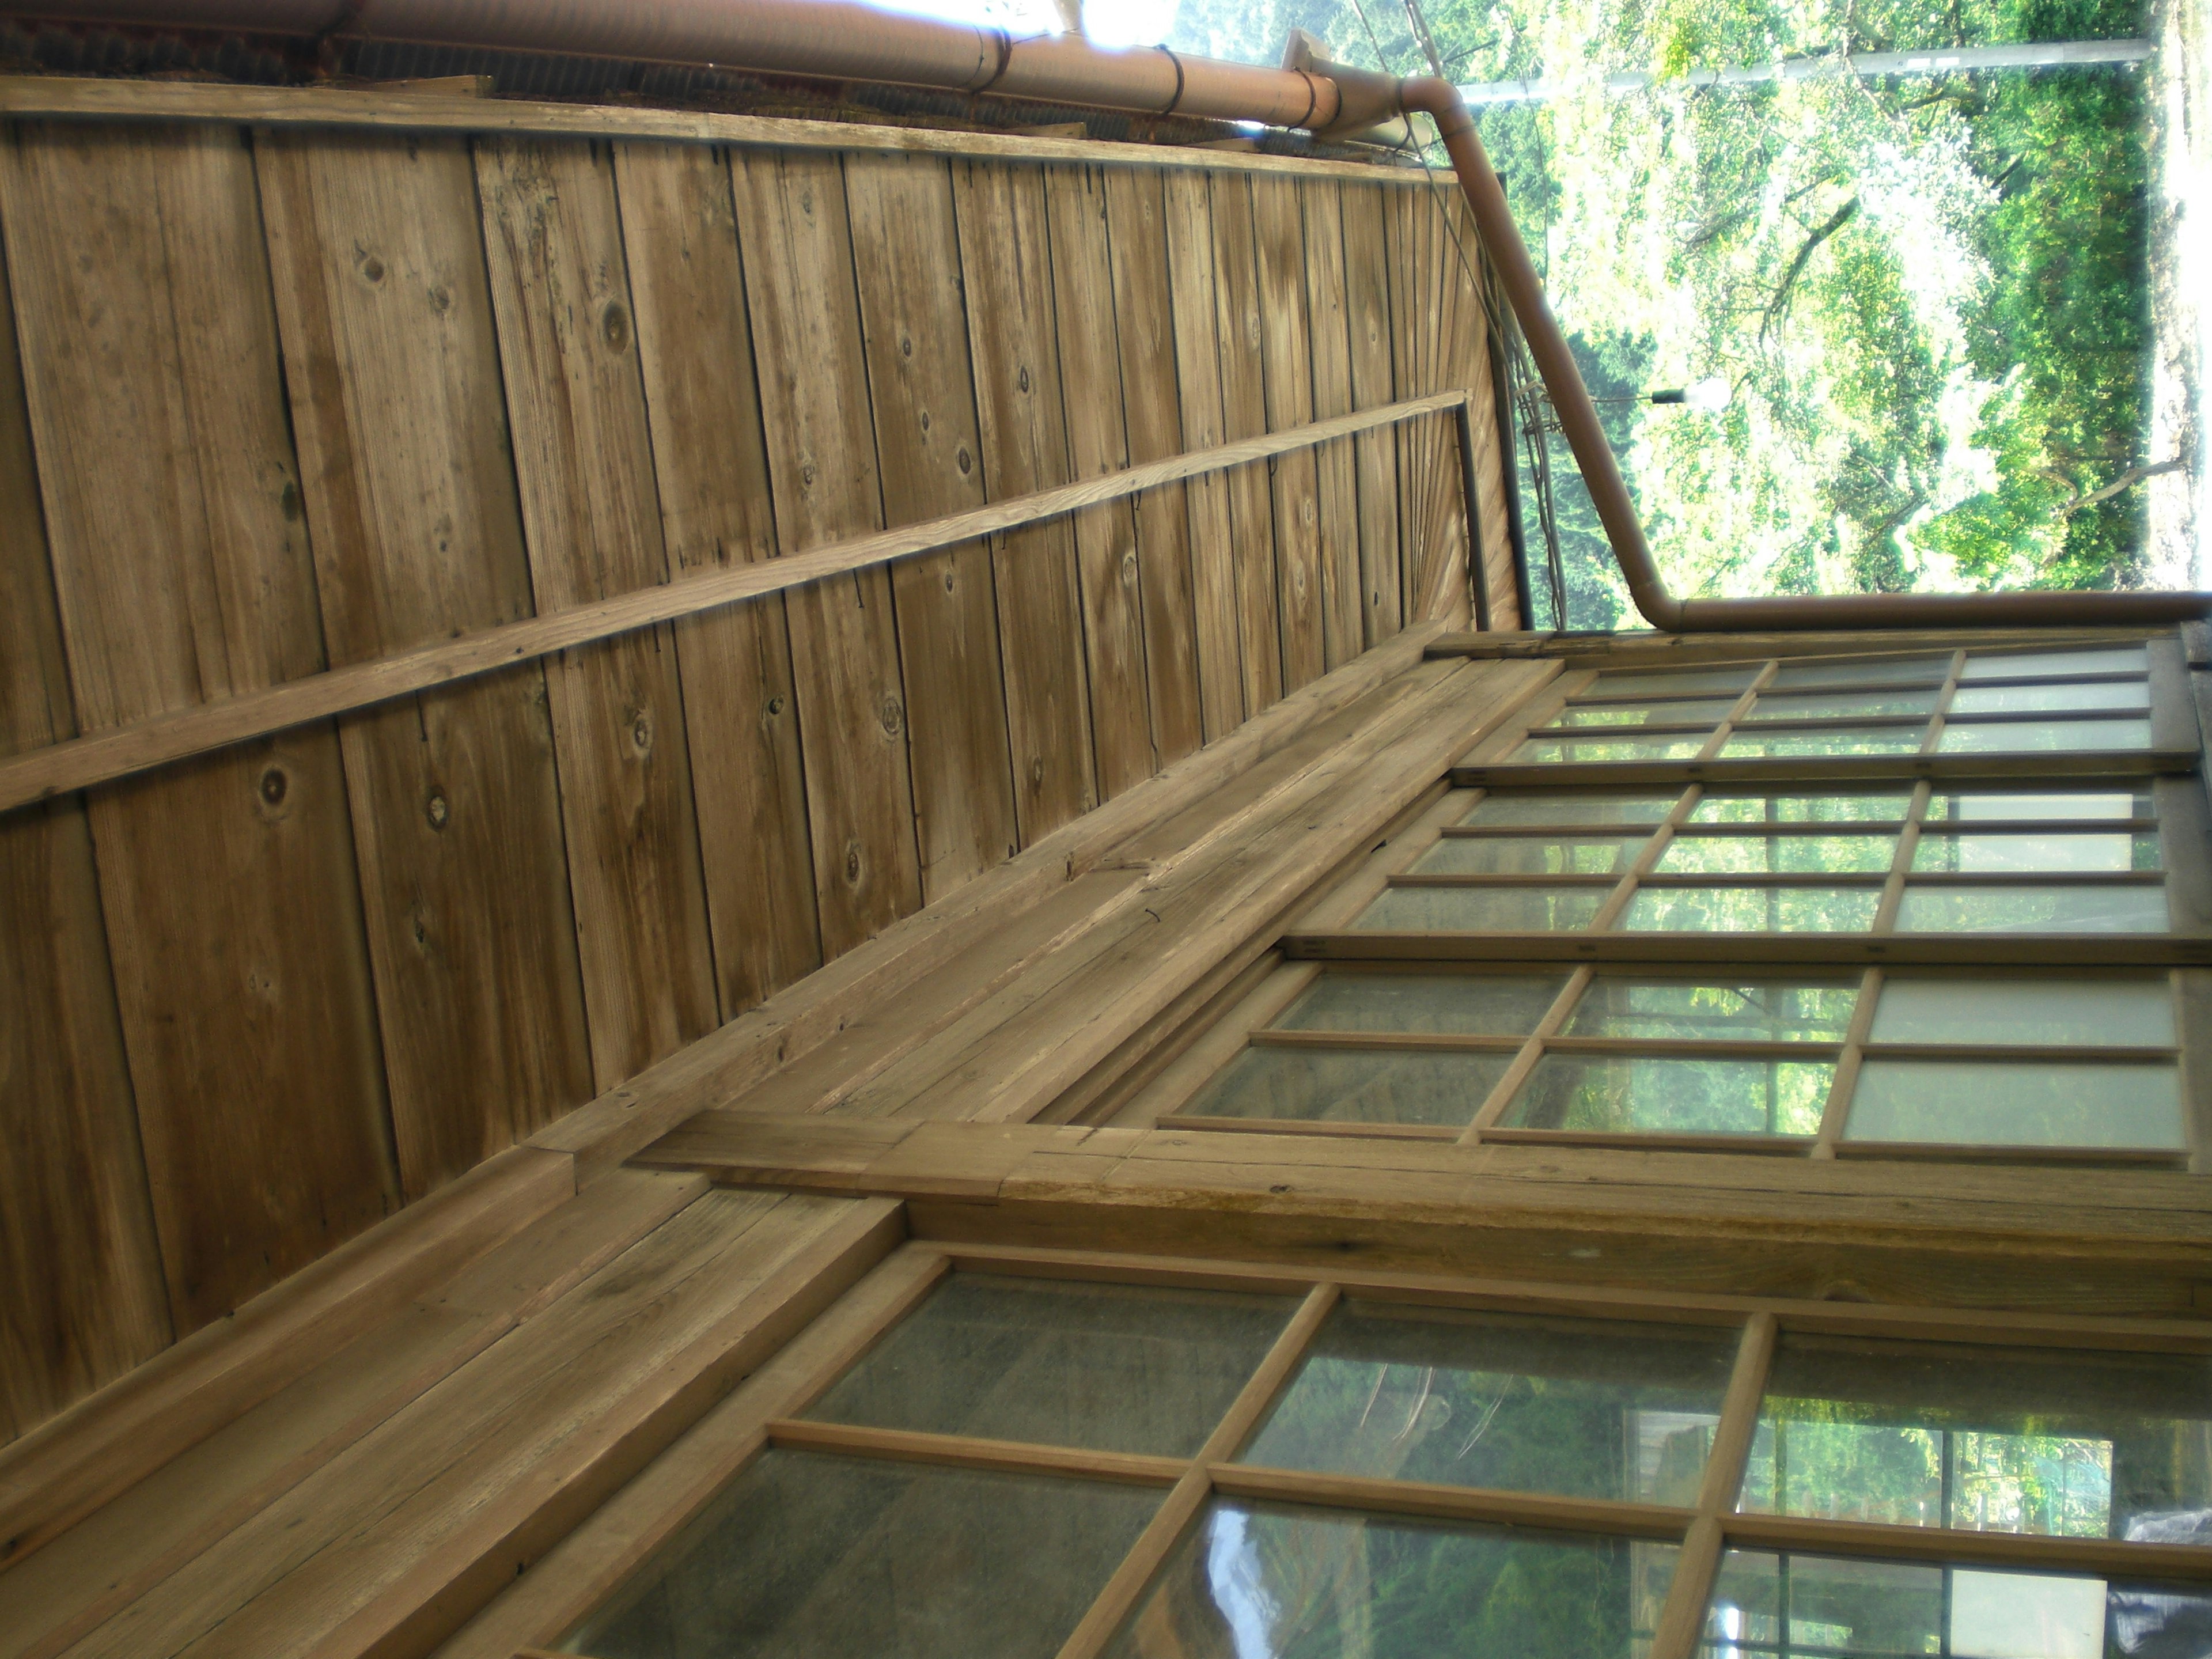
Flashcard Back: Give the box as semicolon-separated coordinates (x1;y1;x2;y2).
1164;0;2156;619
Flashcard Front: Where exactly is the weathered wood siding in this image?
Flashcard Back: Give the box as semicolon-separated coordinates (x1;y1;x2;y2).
0;95;1514;1442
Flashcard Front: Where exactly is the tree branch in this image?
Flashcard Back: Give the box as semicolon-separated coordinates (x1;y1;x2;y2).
2053;458;2186;518
1760;196;1859;339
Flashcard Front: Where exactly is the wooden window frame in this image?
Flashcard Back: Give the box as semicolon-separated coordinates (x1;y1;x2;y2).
534;1242;2212;1659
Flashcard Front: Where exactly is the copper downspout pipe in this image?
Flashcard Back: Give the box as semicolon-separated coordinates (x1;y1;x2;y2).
14;1;2202;628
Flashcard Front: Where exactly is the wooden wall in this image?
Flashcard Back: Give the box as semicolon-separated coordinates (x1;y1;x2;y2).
0;93;1513;1444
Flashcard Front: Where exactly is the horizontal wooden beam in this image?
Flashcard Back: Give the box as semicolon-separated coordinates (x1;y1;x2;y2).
0;392;1465;815
1279;931;2212;965
1453;753;2198;788
0;74;1446;184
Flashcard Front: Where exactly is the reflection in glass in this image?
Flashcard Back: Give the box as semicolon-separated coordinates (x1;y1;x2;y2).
1624;886;1881;933
1359;886;1610;931
1961;646;2150;679
563;1449;1158;1659
1897;884;2168;934
1926;789;2153;821
1693;793;1914;824
1768;655;1953;688
1412;836;1645;877
1105;1501;1676;1659
1242;1302;1735;1502
805;1274;1293;1456
1740;1334;2212;1540
1516;734;1711;763
1184;1046;1511;1128
1911;832;2159;874
1275;972;1569;1036
1463;791;1681;826
1567;980;1857;1043
1658;834;1895;875
1938;717;2154;753
1701;1549;2212;1659
1720;726;1925;758
1844;1060;2184;1149
1869;979;2175;1048
1504;1055;1833;1136
1554;699;1739;728
1951;680;2152;714
1745;690;1938;721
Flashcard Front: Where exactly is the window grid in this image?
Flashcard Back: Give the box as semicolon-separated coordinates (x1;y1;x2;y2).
552;1247;2212;1659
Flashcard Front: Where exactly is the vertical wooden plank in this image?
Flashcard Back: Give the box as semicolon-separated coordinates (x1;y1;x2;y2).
946;157;1100;833
1037;161;1152;798
2;122;400;1330
1205;171;1285;714
257;129;594;1200
1103;166;1206;762
1384;183;1438;624
1158;170;1246;740
0;187;170;1439
842;151;1020;894
1425;190;1476;627
1340;183;1403;648
728;145;921;957
1298;176;1363;669
475;137;718;1090
1247;173;1326;692
611;139;819;1017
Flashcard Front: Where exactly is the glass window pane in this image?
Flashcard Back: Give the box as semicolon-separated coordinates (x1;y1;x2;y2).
1747;690;1939;721
1740;1333;2212;1537
1693;793;1914;824
1658;834;1895;875
1869;979;2175;1048
563;1449;1160;1659
1624;887;1881;933
1412;835;1645;876
1951;680;2152;714
1767;654;1952;688
1463;791;1680;826
1241;1302;1736;1503
1911;831;2160;874
1720;726;1925;757
1588;665;1758;696
1567;980;1858;1042
1358;886;1610;931
1898;884;2168;933
1553;698;1739;728
1701;1550;2211;1659
1185;1046;1510;1128
1939;717;2153;753
1514;734;1711;763
804;1275;1294;1456
1845;1059;2184;1149
1961;645;2150;679
1275;972;1569;1036
1105;1501;1676;1659
1503;1055;1834;1135
1927;789;2153;821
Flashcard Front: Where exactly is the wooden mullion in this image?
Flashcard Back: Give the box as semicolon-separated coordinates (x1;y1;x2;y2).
1691;660;1780;764
1052;1282;1340;1659
772;1245;953;1421
1295;786;1481;930
1529;719;1727;738
1832;1140;2188;1168
1105;960;1321;1129
1588;783;1702;933
1942;705;2158;730
1856;1040;2179;1063
1918;649;1967;755
1870;779;1933;933
1637;872;1891;890
1247;1028;1532;1054
1646;1312;1777;1659
762;1418;1188;1486
1453;752;2196;789
1391;870;1653;889
1713;713;1936;735
1589;819;1910;839
1960;668;2156;689
1152;1113;1461;1141
1899;869;2167;887
1810;968;1883;1160
1718;1511;2212;1582
1460;964;1592;1142
1916;816;2161;836
1208;1463;1693;1537
1478;1127;1813;1154
1539;1035;1846;1059
932;1242;2212;1350
1282;931;2212;967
